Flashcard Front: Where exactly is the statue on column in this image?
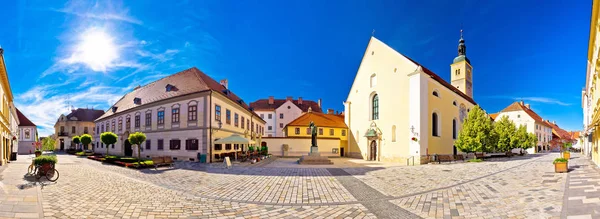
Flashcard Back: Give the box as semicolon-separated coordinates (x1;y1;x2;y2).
309;121;317;147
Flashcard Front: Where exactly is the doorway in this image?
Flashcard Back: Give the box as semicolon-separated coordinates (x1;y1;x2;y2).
340;148;345;157
369;140;377;161
124;140;133;157
453;145;457;155
60;140;64;151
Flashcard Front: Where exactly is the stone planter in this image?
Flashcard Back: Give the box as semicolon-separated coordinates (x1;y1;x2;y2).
554;161;568;173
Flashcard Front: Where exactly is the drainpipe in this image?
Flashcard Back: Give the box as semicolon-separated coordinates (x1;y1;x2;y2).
209;90;213;163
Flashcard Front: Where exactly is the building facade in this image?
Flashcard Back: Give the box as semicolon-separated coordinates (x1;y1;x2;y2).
0;47;19;166
344;33;476;165
94;67;266;162
250;97;322;137
490;101;553;153
53;108;104;150
284;109;347;154
584;0;600;167
16;108;37;155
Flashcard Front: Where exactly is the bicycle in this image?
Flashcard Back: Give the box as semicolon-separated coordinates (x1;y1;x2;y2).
31;163;60;182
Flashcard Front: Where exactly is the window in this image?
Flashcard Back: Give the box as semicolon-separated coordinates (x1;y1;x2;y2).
453;119;457;139
146;140;151;150
370;74;377;87
172;108;180;123
306;128;310;134
188;105;197;121
329;129;334;136
84;127;88;134
25;129;30;139
260;114;264;119
215;105;221;121
295;128;300;134
214;144;222;150
72;126;76;134
100;125;103;133
135;115;140;128
234;113;239;127
279;123;283;128
432;91;439;97
225;144;232;150
169;139;181;150
60;126;65;133
391;125;396;142
268;126;272;130
186;139;199;150
96;126;99;134
247;120;250;130
251;121;254;132
145;113;152;126
126;118;131;130
268;114;272;119
118;119;123;131
319;128;323;135
517;115;520;118
432;113;439;136
226;109;231;124
279;113;284;119
453;101;457;106
101;143;103;148
111;121;115;132
112;144;114;149
157;139;164;150
241;117;245;129
157;110;165;125
234;144;240;150
372;94;379;120
342;130;346;136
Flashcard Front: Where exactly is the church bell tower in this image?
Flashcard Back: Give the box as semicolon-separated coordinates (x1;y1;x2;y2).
450;29;473;98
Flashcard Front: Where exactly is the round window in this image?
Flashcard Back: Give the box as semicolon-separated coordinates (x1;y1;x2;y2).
287;106;291;109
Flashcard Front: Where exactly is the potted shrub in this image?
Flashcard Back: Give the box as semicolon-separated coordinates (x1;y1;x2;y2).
563;151;571;160
34;155;57;174
553;158;568;173
34;149;42;157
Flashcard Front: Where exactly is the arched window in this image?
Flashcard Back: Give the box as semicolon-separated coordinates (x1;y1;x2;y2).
452;119;457;139
391;125;396;142
432;91;439;97
372;94;379;120
370;74;377;88
432;113;439;137
453;101;457;106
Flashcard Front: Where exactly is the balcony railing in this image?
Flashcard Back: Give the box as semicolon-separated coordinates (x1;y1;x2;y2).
57;132;69;137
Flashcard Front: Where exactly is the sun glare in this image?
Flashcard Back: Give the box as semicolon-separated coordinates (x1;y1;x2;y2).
64;28;119;72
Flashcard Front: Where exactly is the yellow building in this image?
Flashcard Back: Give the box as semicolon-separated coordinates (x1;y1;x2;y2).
283;109;348;155
584;0;600;167
344;32;476;165
0;47;19;166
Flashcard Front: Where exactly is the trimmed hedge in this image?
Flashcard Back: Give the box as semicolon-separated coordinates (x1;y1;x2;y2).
553;158;568;164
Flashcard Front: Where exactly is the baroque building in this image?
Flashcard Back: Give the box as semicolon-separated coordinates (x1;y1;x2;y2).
490;101;553;153
584;0;600;167
16;108;37;154
344;32;476;165
94;67;266;162
250;96;322;137
0;47;19;166
53;108;104;150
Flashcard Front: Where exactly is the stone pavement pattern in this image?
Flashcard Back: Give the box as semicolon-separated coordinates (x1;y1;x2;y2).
0;153;599;218
0;155;43;219
563;154;600;219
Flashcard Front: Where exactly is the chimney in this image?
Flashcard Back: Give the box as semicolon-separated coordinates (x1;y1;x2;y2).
525;104;530;109
268;96;274;105
298;97;303;105
133;85;141;90
318;99;322;108
220;79;228;89
340;111;344;116
520;100;524;105
308;107;313;113
553;120;556;125
327;109;334;114
286;96;293;101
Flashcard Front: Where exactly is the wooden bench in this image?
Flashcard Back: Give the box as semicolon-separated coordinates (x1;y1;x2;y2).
152;156;174;170
454;154;465;161
475;153;486;160
437;155;453;164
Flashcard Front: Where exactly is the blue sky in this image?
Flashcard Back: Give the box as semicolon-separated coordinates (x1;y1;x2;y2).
0;0;590;136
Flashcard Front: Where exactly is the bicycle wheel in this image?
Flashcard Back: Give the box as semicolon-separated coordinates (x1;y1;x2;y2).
45;169;59;182
27;165;34;174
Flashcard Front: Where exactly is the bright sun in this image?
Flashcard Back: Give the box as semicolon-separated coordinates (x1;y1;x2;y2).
64;28;119;72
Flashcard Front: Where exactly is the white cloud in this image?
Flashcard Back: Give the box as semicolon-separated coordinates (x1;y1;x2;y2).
51;8;142;25
517;97;571;106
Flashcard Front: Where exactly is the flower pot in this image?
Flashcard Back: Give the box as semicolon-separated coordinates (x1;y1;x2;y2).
554;162;568;173
563;152;570;160
34;151;42;157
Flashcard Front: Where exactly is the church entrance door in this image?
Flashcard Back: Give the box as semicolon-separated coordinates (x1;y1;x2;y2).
369;140;377;161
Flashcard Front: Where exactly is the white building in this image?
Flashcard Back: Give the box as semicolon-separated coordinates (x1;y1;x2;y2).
94;67;266;162
582;88;593;158
16;108;37;154
490;101;553;154
250;97;322;137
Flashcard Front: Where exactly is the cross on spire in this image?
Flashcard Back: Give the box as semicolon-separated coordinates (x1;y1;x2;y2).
372;29;375;36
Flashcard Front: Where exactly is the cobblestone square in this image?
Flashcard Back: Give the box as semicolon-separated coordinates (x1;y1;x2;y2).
0;153;598;218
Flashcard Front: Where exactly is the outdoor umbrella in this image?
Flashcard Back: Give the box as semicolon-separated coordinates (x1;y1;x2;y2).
214;134;255;160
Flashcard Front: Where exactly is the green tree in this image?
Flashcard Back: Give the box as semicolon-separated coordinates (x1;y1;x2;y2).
41;138;56;151
493;116;516;153
525;133;538;151
80;134;92;151
72;136;80;150
511;125;529;154
100;132;118;156
128;132;147;163
455;105;495;158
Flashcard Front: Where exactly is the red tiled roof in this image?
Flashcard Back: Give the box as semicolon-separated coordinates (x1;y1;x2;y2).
286;112;347;129
97;67;264;123
250;99;322;113
401;55;477;105
490;113;499;120
16;108;35;126
64;108;104;122
544;121;571;140
499;102;545;123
